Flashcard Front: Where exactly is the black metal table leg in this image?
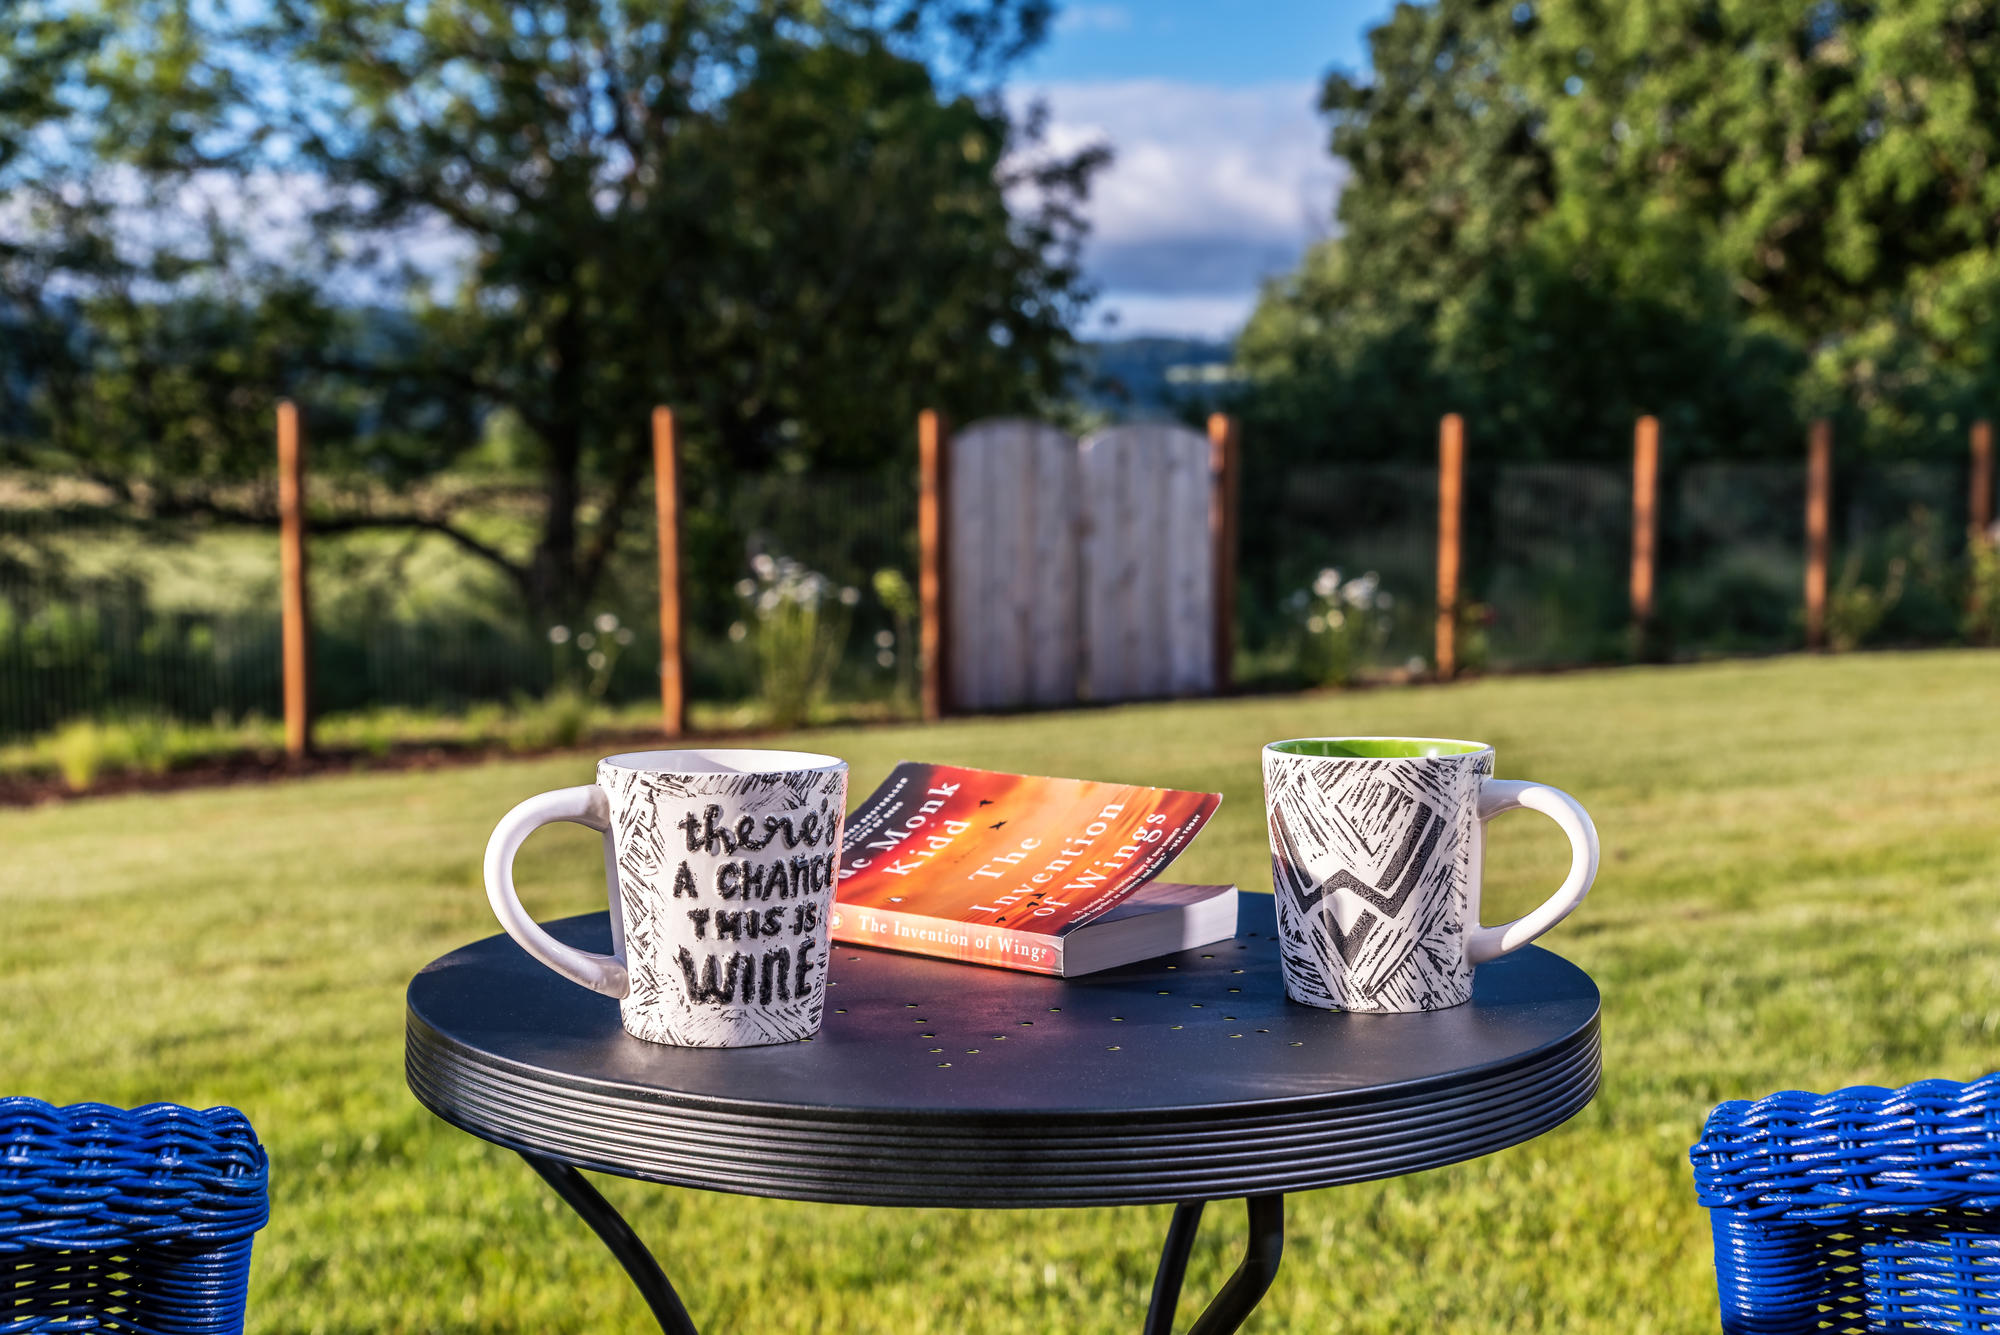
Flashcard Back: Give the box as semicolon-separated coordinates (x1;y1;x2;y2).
1144;1202;1208;1335
521;1153;699;1335
525;1154;1280;1335
1143;1196;1286;1335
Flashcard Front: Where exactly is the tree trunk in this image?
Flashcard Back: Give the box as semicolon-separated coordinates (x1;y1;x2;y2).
526;298;588;631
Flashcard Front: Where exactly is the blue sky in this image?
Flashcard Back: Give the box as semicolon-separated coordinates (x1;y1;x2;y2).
1014;1;1398;341
1022;0;1385;85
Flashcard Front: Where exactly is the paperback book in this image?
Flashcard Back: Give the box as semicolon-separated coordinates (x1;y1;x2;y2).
833;762;1234;976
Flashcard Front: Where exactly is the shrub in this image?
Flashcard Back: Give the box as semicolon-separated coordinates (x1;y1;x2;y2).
1826;552;1907;652
871;568;919;704
1293;568;1395;687
37;714;216;790
1964;531;2000;647
1455;599;1494;675
546;612;638;698
733;555;856;728
509;688;595;751
49;719;120;791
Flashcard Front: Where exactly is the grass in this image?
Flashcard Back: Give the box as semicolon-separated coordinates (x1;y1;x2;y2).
0;695;918;789
6;650;2000;1332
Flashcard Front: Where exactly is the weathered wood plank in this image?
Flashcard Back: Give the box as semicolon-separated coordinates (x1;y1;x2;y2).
1080;423;1215;702
1630;414;1659;632
918;409;949;718
652;406;685;737
277;399;312;757
1972;419;1993;538
946;423;991;710
1805;419;1831;651
1078;428;1132;700
1024;427;1081;705
1435;413;1465;679
1207;413;1240;694
947;418;1079;710
1164;427;1212;694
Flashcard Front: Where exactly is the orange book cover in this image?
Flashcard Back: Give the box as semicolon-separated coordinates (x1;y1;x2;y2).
833;762;1223;973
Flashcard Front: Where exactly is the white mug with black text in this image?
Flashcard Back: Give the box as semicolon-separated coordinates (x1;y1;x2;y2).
483;749;848;1046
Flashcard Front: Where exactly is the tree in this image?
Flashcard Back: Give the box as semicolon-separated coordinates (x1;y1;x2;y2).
1238;0;2000;464
0;0;1102;625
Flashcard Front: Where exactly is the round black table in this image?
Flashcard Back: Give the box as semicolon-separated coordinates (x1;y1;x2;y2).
406;894;1599;1334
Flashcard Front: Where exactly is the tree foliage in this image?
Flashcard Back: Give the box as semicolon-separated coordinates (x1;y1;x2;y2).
1239;0;2000;464
0;0;1101;620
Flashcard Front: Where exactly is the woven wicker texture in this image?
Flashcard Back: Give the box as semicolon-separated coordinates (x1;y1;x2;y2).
2;1098;268;1334
1692;1074;2000;1333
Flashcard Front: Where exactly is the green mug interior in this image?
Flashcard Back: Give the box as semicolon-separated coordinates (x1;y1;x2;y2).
1268;737;1487;759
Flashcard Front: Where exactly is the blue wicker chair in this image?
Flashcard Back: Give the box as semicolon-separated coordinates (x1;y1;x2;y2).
2;1098;269;1333
1691;1074;2000;1334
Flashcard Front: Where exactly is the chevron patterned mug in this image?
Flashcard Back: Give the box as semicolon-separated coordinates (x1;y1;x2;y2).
484;749;848;1047
1262;737;1598;1013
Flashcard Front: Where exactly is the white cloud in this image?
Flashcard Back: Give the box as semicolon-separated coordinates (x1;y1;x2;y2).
1014;79;1344;340
0;165;474;306
1086;293;1269;341
1054;5;1132;34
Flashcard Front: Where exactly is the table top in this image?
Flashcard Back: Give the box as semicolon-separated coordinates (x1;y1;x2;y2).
406;895;1599;1208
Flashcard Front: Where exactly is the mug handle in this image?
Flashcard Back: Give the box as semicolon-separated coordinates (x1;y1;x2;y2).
483;784;630;998
1466;779;1600;966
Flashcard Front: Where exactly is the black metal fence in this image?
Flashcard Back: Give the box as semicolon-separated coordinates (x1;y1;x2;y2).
0;471;917;739
0;454;1982;740
1239;457;1980;680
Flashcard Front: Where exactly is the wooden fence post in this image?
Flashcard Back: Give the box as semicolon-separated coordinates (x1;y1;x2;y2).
1206;413;1241;694
277;399;312;757
1972;419;1994;541
652;407;685;738
1805;418;1832;650
1630;415;1660;633
918;409;950;720
1435;413;1465;680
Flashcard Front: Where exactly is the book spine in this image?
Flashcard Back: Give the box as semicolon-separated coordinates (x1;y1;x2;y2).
829;902;1065;975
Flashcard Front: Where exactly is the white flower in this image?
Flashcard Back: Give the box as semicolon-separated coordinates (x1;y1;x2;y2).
1313;568;1342;600
1328;608;1346;629
1344;573;1380;608
547;625;571;645
576;631;596;649
594;612;619;633
1405;655;1427;674
751;553;777;579
728;621;748;642
876;649;895;668
587;651;606;670
615;628;634;645
757;590;781;615
838;585;860;606
1306;614;1327;634
874;629;895;648
734;578;756;598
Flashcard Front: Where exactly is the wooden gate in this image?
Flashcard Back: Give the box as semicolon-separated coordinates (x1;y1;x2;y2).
936;417;1226;712
1079;424;1216;701
945;418;1081;711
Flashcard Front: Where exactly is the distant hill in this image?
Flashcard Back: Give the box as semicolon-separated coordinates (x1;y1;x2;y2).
1070;336;1243;422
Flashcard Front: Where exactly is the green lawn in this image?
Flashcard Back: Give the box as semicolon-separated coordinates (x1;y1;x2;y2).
7;651;2000;1333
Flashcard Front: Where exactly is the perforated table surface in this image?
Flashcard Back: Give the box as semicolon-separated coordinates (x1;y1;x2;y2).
405;894;1600;1333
